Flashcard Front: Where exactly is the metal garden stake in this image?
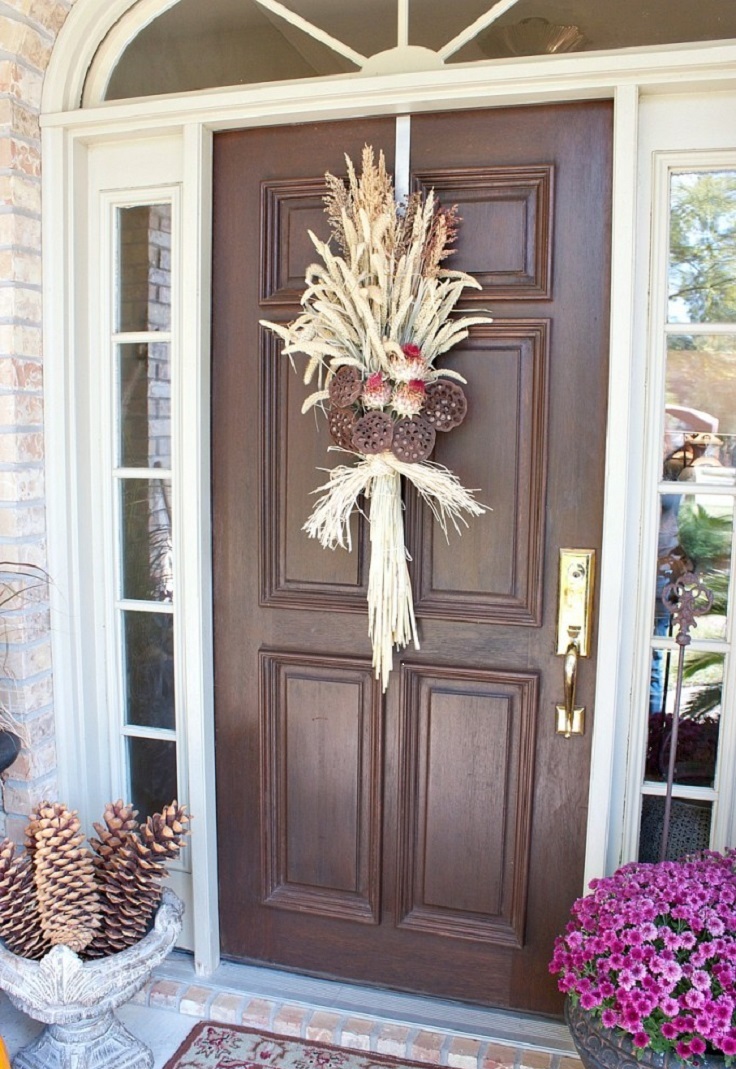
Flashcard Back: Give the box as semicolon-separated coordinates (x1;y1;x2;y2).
658;572;714;863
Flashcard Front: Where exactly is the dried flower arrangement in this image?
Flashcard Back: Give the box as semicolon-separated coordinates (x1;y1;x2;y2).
261;146;492;688
0;799;189;961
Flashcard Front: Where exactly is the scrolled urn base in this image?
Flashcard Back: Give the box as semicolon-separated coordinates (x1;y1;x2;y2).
13;1011;152;1069
0;888;184;1069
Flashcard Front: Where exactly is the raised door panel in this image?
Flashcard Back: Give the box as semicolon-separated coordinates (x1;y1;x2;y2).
261;332;366;608
411;322;549;623
413;166;553;299
261;651;382;923
396;665;537;946
261;177;334;306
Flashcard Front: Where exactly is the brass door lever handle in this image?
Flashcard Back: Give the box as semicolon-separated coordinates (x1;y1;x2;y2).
556;627;585;737
556;550;593;738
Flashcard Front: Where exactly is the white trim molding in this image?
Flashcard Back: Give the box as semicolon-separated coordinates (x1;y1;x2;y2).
41;0;736;978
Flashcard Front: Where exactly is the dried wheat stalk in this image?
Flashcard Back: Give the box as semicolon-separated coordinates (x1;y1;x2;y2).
261;146;492;689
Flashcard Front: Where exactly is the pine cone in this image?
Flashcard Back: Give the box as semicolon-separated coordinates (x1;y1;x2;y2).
89;799;140;861
86;801;190;958
27;801;101;955
0;840;48;959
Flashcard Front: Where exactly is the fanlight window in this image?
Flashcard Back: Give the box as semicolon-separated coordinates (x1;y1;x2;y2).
98;0;736;102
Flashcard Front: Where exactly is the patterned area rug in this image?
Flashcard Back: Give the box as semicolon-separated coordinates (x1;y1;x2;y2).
164;1023;432;1069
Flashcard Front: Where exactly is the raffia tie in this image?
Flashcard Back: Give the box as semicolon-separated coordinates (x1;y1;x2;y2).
304;451;488;690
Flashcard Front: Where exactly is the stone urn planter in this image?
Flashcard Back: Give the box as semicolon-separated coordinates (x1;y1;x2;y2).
0;888;184;1069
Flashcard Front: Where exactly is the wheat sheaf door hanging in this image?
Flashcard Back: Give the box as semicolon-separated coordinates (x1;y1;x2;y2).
261;147;492;690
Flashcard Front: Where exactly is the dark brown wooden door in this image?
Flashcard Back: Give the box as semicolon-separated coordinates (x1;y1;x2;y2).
212;103;612;1015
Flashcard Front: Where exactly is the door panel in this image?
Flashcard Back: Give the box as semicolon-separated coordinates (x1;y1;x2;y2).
212;103;613;1014
411;166;553;299
396;664;537;947
261;652;381;924
410;322;549;622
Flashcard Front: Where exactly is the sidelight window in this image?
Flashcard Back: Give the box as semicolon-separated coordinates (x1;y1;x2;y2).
638;167;736;861
112;200;183;822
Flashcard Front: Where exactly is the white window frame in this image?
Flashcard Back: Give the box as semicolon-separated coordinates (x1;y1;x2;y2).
41;7;736;974
621;97;736;861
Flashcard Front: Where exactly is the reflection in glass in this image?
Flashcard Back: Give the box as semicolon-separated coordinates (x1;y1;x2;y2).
117;204;171;333
653;491;731;643
127;736;177;820
647;649;722;786
123;610;175;729
451;0;736;62
664;337;736;482
638;795;711;863
121;479;173;603
119;343;171;469
669;172;736;324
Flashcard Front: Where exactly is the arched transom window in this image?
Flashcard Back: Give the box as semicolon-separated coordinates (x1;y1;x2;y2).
90;0;736;103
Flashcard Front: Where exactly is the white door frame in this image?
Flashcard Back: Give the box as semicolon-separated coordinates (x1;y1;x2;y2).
41;4;736;974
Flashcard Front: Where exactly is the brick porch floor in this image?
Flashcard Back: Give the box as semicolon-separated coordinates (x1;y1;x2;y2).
123;952;583;1069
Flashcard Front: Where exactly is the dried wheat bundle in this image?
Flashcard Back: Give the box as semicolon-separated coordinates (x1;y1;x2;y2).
261;146;492;687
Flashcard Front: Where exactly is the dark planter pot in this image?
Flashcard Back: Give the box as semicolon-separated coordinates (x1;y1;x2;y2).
565;999;725;1069
0;731;20;773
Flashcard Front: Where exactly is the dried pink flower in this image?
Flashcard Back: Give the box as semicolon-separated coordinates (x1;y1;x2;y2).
390;345;429;383
392;379;426;418
362;372;392;410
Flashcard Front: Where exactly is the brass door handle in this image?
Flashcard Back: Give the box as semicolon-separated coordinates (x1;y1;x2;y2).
558;634;584;738
556;548;594;738
564;636;579;718
556;632;585;737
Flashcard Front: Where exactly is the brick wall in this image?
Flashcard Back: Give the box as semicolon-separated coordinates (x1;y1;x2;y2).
0;0;76;840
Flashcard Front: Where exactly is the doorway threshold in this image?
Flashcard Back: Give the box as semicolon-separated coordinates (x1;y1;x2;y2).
141;953;580;1069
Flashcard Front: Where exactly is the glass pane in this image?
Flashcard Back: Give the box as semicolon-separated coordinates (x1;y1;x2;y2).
127;736;178;820
117;204;171;332
450;1;736;62
638;796;711;863
647;649;722;786
280;0;395;57
664;336;736;482
120;478;173;603
669;172;736;324
118;342;171;469
105;0;357;101
123;610;176;729
410;0;498;52
653;492;731;642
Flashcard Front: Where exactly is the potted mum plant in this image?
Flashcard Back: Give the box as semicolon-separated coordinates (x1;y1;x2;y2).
550;852;736;1069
